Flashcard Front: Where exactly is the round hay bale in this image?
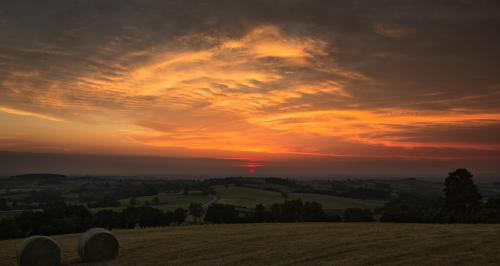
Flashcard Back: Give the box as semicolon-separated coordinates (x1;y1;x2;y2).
78;228;119;262
16;235;61;266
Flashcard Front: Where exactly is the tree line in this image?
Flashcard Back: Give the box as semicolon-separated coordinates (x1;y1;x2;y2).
0;204;191;240
0;199;365;240
1;168;499;240
380;168;499;223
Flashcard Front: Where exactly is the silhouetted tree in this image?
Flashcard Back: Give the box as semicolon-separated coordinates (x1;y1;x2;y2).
174;208;187;225
380;194;427;223
269;203;283;222
303;201;326;222
204;204;238;224
120;206;140;228
280;199;303;222
152;196;160;205
129;197;137;206
281;192;289;201
43;202;66;219
162;211;174;226
253;204;269;223
145;186;158;196
17;210;43;234
93;209;120;229
65;205;92;231
343;208;374;222
325;213;342;222
443;168;482;223
50;218;76;234
0;218;23;240
188;203;203;224
480;195;500;223
0;198;10;210
139;207;164;227
421;197;446;223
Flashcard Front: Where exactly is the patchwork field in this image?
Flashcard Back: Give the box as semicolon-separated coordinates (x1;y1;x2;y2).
106;184;385;215
213;185;385;210
1;223;500;266
0;176;390;220
117;193;213;211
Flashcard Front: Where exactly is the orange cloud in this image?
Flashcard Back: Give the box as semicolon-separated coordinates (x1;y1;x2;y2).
1;24;500;161
373;23;414;38
0;105;64;122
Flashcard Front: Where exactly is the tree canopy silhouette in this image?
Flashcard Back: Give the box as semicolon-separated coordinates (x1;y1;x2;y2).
188;203;203;224
443;168;482;223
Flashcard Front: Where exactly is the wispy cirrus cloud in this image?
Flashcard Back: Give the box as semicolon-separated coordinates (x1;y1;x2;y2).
0;105;65;122
373;23;414;38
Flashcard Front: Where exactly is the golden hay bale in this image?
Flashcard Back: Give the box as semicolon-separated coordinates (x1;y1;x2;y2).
78;228;119;262
16;235;61;266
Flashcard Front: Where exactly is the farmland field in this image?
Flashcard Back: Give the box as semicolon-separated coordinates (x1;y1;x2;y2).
1;223;500;265
0;175;391;220
117;193;213;211
213;185;386;210
107;184;385;215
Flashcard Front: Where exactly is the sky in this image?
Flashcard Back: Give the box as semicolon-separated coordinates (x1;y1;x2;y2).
1;1;500;177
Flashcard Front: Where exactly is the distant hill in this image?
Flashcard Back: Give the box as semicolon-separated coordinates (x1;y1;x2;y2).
1;223;500;265
10;173;68;185
10;173;67;181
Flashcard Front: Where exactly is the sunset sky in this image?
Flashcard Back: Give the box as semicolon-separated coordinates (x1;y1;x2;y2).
1;1;499;177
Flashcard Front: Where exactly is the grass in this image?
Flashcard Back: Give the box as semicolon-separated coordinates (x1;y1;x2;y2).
2;223;500;265
214;185;284;207
214;185;386;210
0;210;24;220
98;193;213;212
289;192;385;210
